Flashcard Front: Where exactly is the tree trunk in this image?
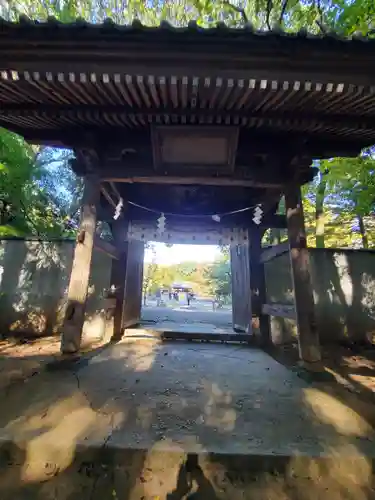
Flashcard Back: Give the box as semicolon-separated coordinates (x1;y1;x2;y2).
357;214;368;249
315;175;327;248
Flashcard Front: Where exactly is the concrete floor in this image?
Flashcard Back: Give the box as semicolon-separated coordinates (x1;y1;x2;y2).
139;304;236;337
1;341;374;454
141;304;233;328
1;340;375;498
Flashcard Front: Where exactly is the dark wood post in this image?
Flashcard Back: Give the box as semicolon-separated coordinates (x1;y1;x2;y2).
230;244;252;334
122;241;145;329
285;185;322;366
249;226;271;345
61;174;99;354
108;218;129;341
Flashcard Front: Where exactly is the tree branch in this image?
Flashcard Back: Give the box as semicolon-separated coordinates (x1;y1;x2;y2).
221;0;248;24
265;0;273;29
279;0;289;25
315;0;327;33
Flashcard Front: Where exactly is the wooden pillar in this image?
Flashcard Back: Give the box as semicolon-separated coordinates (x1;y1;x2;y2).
122;241;145;329
230;244;252;334
61;174;99;354
108;219;129;341
249;226;271;345
285;185;321;365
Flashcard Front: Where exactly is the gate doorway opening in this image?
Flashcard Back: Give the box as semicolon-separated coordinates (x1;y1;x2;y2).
138;242;238;341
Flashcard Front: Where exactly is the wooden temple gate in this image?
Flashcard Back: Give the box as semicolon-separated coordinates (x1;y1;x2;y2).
1;19;375;369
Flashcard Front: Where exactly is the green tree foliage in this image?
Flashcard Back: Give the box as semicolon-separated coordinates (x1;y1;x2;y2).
1;0;375;247
1;0;374;36
204;255;231;299
0;128;35;233
298;149;375;249
0;129;81;237
322;150;375;217
142;249;232;299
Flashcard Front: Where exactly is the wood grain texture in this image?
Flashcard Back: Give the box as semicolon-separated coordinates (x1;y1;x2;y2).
61;174;99;354
249;226;271;345
123;240;145;329
262;303;296;319
285;186;321;363
230;244;252;334
108;219;129;341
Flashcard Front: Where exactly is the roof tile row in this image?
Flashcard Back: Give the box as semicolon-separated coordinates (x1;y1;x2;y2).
0;15;373;44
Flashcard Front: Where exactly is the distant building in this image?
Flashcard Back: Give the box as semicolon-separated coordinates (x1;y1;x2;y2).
170;283;195;297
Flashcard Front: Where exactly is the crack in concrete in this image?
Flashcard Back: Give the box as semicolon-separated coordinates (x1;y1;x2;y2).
71;369;117;499
88;413;116;500
71;370;115;418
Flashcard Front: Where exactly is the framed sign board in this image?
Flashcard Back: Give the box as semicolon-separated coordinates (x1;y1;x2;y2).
151;126;239;174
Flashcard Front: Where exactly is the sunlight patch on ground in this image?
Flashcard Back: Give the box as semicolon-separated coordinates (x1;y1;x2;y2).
3;396;121;483
114;341;158;372
202;381;237;432
302;387;372;437
349;374;375;392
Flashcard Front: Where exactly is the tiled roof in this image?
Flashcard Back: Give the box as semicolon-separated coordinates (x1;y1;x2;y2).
0;17;374;153
0;16;373;44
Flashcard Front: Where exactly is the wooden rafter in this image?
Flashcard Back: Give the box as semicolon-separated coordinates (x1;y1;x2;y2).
1;104;374;133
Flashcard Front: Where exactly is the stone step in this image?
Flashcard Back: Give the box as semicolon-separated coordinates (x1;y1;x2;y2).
125;327;252;343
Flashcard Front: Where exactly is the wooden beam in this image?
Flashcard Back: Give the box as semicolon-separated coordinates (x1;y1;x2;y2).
94;236;120;260
100;184;117;209
262;303;296;319
1;123;363;158
100;156;298;179
124;212;287;232
99;164;316;189
285;185;321;366
260;241;289;263
100;182;129;221
61;174;100;354
2;104;374;132
109;181;122;201
249;226;271;345
260;214;287;229
101;174;283;189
